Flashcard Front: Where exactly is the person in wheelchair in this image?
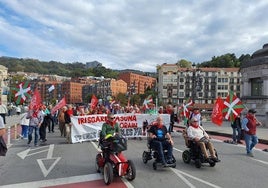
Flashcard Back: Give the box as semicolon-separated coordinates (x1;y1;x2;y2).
101;113;120;139
187;117;219;163
100;113;121;151
148;116;174;166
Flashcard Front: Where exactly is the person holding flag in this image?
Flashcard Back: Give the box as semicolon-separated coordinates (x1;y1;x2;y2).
242;109;262;157
26;105;44;147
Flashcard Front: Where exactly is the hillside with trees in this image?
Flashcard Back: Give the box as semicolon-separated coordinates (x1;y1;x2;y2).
0;53;251;78
198;53;251;68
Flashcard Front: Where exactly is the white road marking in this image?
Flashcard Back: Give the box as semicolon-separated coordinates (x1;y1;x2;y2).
174;170;196;188
0;173;102;188
17;145;49;159
170;168;222;188
173;147;183;153
252;158;268;165
17;144;61;177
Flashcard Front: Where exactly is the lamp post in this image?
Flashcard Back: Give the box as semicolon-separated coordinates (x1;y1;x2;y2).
127;81;136;106
3;77;12;105
191;63;202;104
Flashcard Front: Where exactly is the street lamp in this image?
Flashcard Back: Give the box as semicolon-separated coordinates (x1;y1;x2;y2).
127;81;136;106
189;63;202;104
3;77;12;105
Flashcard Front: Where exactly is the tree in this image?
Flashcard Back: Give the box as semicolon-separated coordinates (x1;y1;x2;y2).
176;59;192;68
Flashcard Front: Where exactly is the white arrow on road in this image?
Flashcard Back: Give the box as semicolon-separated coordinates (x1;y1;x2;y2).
17;144;61;177
17;145;50;159
37;144;61;177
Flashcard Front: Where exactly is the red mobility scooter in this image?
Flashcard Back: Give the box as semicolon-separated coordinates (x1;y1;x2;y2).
95;133;136;185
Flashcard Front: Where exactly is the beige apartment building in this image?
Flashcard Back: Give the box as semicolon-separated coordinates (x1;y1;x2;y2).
94;78;127;100
157;63;241;110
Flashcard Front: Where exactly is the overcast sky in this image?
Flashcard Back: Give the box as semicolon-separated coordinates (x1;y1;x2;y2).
0;0;267;72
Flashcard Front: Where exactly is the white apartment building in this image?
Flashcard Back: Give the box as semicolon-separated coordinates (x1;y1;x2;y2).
157;63;241;110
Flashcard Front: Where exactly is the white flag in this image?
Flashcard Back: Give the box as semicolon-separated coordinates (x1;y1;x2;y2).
48;85;55;92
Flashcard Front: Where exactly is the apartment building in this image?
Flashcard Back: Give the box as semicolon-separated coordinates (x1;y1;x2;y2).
32;80;84;104
157;63;241;110
118;72;156;95
94;78;127;100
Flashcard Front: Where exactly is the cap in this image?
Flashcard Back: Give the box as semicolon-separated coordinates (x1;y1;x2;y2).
248;109;257;114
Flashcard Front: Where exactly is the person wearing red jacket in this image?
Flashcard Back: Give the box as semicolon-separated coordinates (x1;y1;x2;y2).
242;109;262;157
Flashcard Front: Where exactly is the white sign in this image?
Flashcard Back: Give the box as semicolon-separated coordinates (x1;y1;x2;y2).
71;114;171;144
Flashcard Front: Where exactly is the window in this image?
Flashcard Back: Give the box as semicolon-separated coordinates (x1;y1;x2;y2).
179;92;184;97
251;78;263;96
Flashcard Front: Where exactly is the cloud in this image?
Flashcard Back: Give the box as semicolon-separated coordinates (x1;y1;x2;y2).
0;0;268;72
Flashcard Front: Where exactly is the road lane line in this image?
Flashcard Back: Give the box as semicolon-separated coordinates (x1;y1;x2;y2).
170;168;222;188
252;158;268;165
174;169;196;188
173;147;183;153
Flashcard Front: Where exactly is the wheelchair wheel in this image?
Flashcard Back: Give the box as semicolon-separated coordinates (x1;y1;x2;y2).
95;153;102;173
125;160;136;181
142;151;148;164
103;162;113;185
153;162;157;170
209;161;216;167
170;162;176;168
182;150;191;164
195;159;202;168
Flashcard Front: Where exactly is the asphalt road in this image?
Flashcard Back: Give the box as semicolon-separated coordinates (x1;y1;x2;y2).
1;126;268;188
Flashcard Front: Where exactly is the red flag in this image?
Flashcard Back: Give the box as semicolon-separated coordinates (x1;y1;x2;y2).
211;97;224;126
29;89;42;110
222;91;245;122
51;97;66;115
90;94;98;109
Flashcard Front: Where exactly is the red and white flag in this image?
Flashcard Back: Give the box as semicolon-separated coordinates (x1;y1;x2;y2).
143;95;153;109
179;98;193;118
48;84;55;92
222;91;245;122
14;81;31;104
51;97;66;115
29;89;42;110
90;94;98;109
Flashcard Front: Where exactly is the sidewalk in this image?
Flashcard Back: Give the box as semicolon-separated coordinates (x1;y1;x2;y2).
175;121;268;145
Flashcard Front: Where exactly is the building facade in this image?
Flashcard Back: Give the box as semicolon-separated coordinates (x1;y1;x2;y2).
0;65;9;104
157;63;241;110
240;43;268;126
118;72;156;95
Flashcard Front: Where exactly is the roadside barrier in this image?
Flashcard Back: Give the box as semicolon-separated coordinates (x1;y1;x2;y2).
5;123;21;147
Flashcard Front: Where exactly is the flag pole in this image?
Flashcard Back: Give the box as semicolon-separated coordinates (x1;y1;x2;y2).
155;97;158;113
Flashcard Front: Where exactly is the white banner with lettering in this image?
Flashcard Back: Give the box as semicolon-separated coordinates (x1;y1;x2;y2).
71;113;170;143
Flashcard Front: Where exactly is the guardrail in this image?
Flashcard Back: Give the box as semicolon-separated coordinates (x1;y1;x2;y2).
3;115;21;147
